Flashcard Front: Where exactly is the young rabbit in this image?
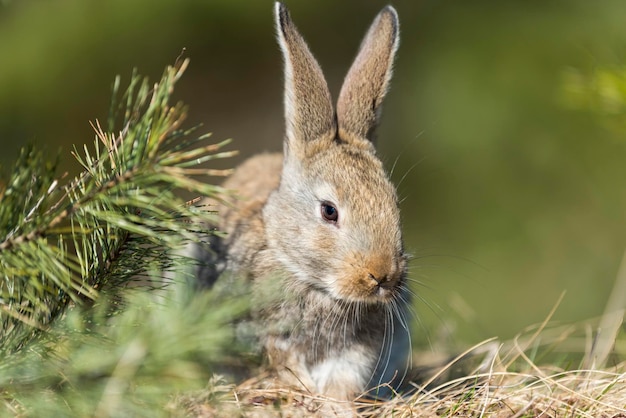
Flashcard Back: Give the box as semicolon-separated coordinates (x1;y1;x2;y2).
193;2;411;401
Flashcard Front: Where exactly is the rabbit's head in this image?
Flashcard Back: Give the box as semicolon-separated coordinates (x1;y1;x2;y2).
264;3;405;304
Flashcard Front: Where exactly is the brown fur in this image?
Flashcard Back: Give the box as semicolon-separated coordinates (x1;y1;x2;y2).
192;2;410;401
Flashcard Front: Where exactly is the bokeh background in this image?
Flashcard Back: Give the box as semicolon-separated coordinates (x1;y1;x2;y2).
1;0;626;349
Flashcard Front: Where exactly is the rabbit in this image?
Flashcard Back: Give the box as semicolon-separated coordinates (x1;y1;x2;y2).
192;2;411;401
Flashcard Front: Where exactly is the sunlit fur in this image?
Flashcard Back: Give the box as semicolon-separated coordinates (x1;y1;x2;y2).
193;2;411;401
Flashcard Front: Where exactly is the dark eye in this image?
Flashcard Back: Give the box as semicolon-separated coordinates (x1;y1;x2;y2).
321;202;338;223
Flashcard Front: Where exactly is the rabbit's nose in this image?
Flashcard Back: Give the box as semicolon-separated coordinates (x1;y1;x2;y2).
368;273;394;288
365;254;397;285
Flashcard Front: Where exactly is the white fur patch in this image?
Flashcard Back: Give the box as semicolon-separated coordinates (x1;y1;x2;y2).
310;347;372;396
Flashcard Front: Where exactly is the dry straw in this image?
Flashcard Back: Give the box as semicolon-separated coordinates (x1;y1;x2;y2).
181;256;626;417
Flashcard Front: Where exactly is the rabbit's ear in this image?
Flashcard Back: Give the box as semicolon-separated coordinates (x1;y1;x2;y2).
337;6;399;143
275;3;335;155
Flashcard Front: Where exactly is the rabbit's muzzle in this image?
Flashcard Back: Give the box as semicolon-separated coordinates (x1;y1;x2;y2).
333;251;405;303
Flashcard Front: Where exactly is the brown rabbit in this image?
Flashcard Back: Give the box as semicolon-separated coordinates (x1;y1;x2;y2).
192;2;411;401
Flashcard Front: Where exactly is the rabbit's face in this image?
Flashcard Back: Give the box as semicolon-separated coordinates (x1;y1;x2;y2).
266;1;405;305
264;139;406;304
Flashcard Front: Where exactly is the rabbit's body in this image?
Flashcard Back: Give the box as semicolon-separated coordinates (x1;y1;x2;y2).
193;3;411;400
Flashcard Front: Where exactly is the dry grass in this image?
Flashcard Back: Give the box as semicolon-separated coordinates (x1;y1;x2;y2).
175;329;626;417
178;255;626;417
177;317;626;417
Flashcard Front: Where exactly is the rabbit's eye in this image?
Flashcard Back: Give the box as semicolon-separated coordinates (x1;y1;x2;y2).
321;202;339;223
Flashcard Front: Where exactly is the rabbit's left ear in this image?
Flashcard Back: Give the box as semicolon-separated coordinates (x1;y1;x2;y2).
337;6;399;143
275;2;335;157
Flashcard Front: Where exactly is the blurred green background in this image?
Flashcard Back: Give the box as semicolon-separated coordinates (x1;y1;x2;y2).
1;0;626;349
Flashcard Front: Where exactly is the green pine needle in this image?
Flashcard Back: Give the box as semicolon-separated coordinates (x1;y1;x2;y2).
0;58;236;355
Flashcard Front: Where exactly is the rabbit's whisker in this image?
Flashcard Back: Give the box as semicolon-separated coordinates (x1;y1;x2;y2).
189;2;412;400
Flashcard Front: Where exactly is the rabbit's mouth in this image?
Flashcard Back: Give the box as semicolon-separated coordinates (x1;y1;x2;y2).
324;251;405;303
302;271;401;304
329;271;403;304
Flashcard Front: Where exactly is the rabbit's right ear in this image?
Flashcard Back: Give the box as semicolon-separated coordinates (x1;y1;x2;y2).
337;6;399;144
275;3;336;157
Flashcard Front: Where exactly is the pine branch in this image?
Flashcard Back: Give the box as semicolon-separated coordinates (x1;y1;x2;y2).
0;58;236;354
0;278;248;417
